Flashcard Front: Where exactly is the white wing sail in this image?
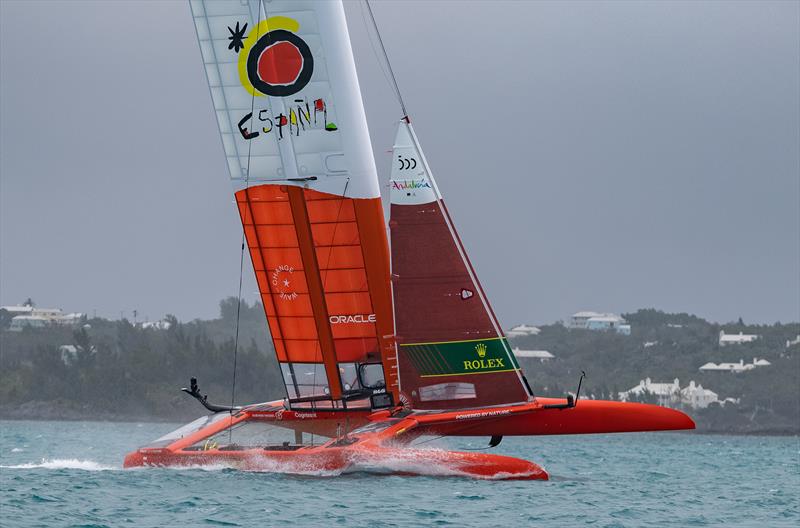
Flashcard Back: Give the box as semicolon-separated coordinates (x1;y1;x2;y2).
190;0;380;199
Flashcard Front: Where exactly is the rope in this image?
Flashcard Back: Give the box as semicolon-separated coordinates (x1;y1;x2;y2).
229;0;266;440
364;0;409;119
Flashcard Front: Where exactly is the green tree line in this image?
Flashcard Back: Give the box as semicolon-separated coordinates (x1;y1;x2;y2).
0;299;284;421
516;309;799;433
1;302;797;432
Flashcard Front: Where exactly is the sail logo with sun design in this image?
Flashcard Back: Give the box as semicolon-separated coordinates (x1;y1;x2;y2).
226;16;338;141
228;16;313;98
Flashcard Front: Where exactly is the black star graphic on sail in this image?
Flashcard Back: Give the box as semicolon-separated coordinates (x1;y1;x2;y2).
227;21;247;53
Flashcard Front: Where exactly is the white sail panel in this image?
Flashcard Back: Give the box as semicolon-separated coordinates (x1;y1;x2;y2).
389;123;436;205
189;0;380;199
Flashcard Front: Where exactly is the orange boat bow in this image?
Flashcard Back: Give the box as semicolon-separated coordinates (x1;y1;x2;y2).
519;399;696;435
406;399;695;438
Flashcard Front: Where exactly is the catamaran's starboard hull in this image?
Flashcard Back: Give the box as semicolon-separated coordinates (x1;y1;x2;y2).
408;399;696;437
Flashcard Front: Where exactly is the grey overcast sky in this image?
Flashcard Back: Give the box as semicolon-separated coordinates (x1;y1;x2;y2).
1;0;798;325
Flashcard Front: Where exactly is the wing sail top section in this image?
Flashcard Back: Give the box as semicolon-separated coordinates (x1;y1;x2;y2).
389;121;531;410
190;0;379;198
191;0;397;407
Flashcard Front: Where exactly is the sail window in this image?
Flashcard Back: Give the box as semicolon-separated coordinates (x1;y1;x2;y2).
144;412;230;448
358;363;386;389
339;363;380;409
188;420;305;451
338;362;360;391
419;382;476;402
281;363;329;399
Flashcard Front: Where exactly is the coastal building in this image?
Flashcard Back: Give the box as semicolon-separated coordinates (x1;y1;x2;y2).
3;303;84;331
680;381;720;409
506;324;540;338
570;311;631;335
512;347;554;362
699;358;771;373
136;320;173;330
786;335;800;348
619;378;728;409
619;378;681;407
718;330;758;347
586;315;631;335
1;305;35;317
570;311;603;329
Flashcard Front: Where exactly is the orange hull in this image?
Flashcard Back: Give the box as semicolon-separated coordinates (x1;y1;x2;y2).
123;445;547;480
408;399;696;438
123;398;693;480
123;405;548;480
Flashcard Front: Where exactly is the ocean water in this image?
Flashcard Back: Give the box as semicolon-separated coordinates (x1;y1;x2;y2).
0;420;797;527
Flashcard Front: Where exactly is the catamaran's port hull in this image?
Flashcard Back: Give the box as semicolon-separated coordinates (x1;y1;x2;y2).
123;443;547;480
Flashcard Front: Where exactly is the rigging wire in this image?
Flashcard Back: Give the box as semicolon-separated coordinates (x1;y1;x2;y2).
229;0;266;440
362;0;409;405
363;0;409;120
359;3;401;115
364;0;532;399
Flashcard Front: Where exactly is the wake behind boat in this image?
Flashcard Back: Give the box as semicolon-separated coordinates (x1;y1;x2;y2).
124;0;693;479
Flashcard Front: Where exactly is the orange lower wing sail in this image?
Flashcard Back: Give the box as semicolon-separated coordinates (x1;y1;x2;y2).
238;184;397;405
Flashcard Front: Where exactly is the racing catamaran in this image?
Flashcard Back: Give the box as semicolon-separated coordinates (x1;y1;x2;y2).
124;0;694;480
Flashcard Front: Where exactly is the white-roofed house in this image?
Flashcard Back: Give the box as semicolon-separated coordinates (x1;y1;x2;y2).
619;378;681;407
680;381;719;409
718;330;758;346
619;378;726;409
699;358;771;373
6;306;84;331
570;311;631;335
512;347;554;362
9;315;50;331
569;311;604;329
506;324;541;338
137;320;173;330
586;314;631;335
0;305;34;317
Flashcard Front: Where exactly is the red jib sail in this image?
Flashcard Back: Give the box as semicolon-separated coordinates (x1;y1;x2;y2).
190;1;398;407
389;122;532;409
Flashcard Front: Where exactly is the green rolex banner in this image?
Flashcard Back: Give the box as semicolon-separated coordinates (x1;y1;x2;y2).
400;337;520;378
